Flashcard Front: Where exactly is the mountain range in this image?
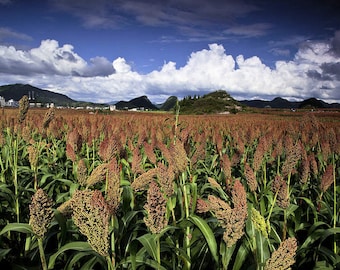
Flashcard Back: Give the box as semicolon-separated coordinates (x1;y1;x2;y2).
239;97;340;109
1;84;339;110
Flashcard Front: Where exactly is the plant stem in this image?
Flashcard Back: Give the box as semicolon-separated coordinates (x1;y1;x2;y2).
332;153;336;255
38;238;47;270
262;162;267;189
13;138;20;223
156;235;161;270
267;191;278;235
181;173;191;269
110;217;116;270
106;256;114;270
282;172;291;240
173;100;180;145
0;153;5;183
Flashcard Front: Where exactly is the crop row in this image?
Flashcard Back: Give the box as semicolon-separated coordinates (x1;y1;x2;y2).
0;101;339;269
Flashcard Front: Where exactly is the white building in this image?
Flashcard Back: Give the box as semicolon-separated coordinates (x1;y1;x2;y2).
6;99;16;107
0;96;5;107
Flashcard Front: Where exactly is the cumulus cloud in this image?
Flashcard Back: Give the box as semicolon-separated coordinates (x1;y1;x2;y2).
0;32;340;103
0;39;114;77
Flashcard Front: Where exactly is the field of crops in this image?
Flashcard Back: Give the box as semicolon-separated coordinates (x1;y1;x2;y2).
0;98;339;269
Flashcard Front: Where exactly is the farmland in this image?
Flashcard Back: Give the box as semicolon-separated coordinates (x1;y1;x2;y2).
0;102;339;269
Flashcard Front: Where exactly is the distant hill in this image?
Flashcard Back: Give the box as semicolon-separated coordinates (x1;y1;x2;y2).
298;98;329;109
178;90;244;114
115;96;158;110
0;84;91;107
240;97;340;109
159;96;178;111
240;97;299;109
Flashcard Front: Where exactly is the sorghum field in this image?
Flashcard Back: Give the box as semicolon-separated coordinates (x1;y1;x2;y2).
0;98;339;270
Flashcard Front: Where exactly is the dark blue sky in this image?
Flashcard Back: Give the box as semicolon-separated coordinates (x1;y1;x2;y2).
0;0;339;103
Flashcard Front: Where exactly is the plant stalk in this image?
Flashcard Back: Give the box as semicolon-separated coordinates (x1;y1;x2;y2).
332;153;336;255
38;238;47;270
13;138;20;223
181;173;191;269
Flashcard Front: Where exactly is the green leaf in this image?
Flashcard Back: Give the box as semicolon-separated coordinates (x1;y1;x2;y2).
120;255;167;270
48;241;92;269
137;233;159;262
320;227;340;243
254;230;270;267
189;214;218;263
297;197;318;222
286;203;299;217
121;210;140;228
80;256;104;270
313;260;335;270
232;242;249;270
0;223;33;235
0;248;11;260
65;251;94;270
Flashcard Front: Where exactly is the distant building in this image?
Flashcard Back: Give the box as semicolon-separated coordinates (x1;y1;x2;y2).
6;99;17;107
0;96;5;107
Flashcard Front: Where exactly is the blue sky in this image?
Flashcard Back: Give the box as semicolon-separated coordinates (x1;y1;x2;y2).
0;0;339;104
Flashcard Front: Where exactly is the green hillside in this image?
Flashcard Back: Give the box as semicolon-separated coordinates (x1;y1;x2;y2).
0;84;77;106
0;84;104;107
178;90;244;114
160;96;178;111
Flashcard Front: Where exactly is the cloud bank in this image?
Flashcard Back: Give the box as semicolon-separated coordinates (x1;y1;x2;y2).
0;31;339;103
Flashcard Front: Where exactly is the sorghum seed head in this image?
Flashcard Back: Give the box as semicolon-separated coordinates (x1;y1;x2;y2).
131;167;159;191
76;159;88;186
106;158;121;215
144;181;168;234
251;207;268;238
18;95;29;124
29;189;54;238
272;175;290;209
70;190;110;256
207;180;247;247
244;163;257;192
86;163;108;187
157;162;175;197
43;107;55;129
320;164;334;193
265;237;297;270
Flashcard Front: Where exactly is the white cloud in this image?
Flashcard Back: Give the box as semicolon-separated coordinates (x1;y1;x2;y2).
0;39;114;76
0;33;340;104
112;57;132;73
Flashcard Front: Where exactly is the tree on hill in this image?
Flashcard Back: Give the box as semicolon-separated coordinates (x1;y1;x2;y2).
178;90;243;114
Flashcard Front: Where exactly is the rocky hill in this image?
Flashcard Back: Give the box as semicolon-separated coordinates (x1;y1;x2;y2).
115;96;158;110
178;90;244;114
159;96;178;111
